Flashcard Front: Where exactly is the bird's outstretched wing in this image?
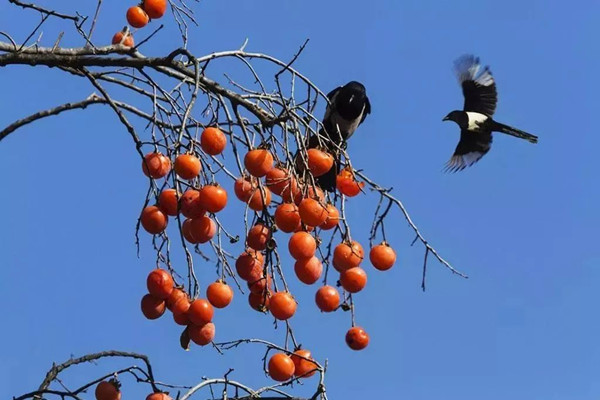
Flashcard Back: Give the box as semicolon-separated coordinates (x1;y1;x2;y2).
445;129;492;172
454;55;497;117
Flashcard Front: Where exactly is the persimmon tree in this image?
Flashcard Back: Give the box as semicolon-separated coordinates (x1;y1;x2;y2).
2;1;467;399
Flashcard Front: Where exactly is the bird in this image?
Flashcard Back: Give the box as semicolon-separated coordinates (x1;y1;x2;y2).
442;54;538;172
304;81;371;191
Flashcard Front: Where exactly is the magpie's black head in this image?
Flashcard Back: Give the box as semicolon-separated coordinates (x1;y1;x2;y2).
442;110;468;128
443;110;461;122
442;110;468;125
335;81;369;120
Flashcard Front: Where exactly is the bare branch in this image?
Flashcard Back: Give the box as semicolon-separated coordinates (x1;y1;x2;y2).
356;170;467;279
8;0;80;21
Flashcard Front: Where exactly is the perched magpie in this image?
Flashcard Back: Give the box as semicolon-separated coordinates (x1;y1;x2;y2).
306;81;371;191
442;55;538;172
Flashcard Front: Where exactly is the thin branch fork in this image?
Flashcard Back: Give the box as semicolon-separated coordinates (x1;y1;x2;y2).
36;350;159;394
356;170;468;282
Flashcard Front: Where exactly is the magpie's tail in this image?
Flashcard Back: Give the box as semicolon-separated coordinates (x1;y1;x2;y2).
493;121;538;144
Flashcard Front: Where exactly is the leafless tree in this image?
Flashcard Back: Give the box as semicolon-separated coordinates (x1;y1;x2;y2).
3;1;467;399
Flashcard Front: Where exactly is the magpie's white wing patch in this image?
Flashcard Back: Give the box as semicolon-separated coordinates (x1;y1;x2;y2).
465;111;489;131
338;103;367;140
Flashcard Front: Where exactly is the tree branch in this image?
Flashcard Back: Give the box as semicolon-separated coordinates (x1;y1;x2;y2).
0;42;277;126
8;0;80;21
36;350;159;394
356;170;468;281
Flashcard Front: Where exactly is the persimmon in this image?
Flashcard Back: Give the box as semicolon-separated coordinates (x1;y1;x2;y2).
315;285;339;312
95;380;121;400
281;180;302;202
248;263;267;283
179;189;205;219
294;185;325;205
146;392;172;400
158;188;178;216
172;308;189;325
174;154;201;180
140;206;168;234
206;281;233;308
246;223;271;251
234;176;256;202
298;198;328;227
268;353;295;382
244;148;273;177
112;31;134;47
247;274;272;295
140;294;166;320
142;152;170;179
266;167;297;197
336;168;364;197
307;148;334;177
171;296;191;316
188;322;215;346
190;216;216;243
235;250;264;281
142;0;167;19
294;257;322;285
187;299;213;325
319;204;340;230
146;269;174;299
248;290;270;311
270;291;297;320
182;219;214;243
292;349;317;378
274;203;301;233
340;267;367;293
199;184;227;213
166;287;188;310
345;326;369;350
370;243;396;271
247;186;271;211
182;219;199;244
288;231;316;260
200;127;226;155
126;6;149;28
332;241;364;272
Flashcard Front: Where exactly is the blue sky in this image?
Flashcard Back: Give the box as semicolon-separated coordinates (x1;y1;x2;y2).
1;1;599;399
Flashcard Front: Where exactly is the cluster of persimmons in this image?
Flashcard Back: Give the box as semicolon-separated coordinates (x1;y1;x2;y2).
133;124;396;385
111;0;168;48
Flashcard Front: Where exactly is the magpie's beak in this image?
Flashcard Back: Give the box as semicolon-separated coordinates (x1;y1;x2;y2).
442;116;449;121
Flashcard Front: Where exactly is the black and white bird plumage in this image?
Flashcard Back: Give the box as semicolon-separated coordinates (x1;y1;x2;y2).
318;81;371;145
442;55;538;172
306;81;371;191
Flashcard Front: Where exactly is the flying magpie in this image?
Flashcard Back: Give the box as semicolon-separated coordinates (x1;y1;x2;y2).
442;54;538;172
305;81;371;191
